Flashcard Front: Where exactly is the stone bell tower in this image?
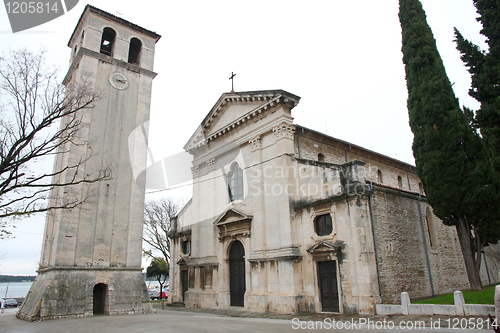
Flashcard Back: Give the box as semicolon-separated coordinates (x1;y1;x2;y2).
17;5;160;321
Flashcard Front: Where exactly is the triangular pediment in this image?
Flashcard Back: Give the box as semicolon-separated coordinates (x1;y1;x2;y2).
214;206;253;226
184;90;300;151
176;257;189;266
307;240;345;255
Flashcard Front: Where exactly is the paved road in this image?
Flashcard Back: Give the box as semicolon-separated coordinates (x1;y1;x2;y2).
0;307;494;332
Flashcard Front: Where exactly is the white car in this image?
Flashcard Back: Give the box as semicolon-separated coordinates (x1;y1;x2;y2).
149;290;160;300
3;298;18;308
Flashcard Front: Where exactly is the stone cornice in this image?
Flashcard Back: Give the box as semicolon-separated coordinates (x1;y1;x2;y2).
63;47;158;86
191;114;294;168
37;266;143;273
248;246;302;263
184;90;300;152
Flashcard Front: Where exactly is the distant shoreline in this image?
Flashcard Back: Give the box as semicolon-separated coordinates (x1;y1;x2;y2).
0;275;36;283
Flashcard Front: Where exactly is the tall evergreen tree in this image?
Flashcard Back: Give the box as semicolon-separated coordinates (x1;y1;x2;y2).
454;0;500;172
399;0;500;290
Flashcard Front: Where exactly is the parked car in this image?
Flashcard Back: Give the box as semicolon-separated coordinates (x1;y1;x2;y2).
149;290;160;300
160;291;168;299
4;298;18;308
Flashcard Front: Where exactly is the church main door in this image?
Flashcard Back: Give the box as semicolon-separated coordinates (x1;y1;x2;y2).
229;240;245;306
317;261;339;312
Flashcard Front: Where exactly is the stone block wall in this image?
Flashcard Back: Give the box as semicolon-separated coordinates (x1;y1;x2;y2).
371;187;469;303
294;129;423;193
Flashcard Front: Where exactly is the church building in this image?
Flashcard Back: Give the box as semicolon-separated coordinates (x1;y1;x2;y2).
168;89;493;314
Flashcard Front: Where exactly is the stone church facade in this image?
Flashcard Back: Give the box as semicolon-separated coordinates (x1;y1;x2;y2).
169;89;494;314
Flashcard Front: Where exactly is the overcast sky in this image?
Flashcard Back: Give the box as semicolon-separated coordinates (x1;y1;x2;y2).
0;0;487;275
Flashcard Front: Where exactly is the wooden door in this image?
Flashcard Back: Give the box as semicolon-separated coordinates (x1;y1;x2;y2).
181;270;189;302
318;261;339;312
229;241;245;307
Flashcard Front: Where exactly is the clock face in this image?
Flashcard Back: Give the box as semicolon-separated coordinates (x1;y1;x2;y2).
109;72;129;90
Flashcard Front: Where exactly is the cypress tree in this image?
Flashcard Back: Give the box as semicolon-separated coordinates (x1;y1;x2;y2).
454;0;500;172
399;0;500;290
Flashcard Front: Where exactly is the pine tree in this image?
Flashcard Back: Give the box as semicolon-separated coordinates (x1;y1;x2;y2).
399;0;500;290
454;0;500;172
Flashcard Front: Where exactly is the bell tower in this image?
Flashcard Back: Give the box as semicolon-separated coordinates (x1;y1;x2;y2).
17;5;160;321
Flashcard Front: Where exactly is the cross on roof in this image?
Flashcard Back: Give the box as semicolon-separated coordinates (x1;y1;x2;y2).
229;72;236;92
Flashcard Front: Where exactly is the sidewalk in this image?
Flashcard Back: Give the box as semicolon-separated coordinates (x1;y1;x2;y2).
0;304;494;332
154;302;493;330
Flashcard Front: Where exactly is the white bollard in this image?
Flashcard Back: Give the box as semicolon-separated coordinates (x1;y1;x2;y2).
401;292;410;315
495;285;500;322
454;291;466;316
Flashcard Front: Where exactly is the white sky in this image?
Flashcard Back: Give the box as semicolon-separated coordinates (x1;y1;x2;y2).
0;0;487;275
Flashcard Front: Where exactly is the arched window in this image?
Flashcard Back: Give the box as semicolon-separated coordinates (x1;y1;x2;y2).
397;176;403;188
318;153;325;162
426;207;437;247
227;162;243;202
377;169;383;183
100;27;116;56
314;214;333;236
128;37;142;65
419;182;424;194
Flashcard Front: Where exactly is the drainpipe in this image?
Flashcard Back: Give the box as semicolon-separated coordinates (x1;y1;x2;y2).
406;168;412;191
297;127;304;158
417;193;435;296
367;180;384;304
345;144;351;163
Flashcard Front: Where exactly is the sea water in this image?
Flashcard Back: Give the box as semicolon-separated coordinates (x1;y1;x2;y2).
0;279;168;299
0;282;33;299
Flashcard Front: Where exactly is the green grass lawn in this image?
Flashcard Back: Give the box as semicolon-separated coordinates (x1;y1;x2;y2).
412;285;496;305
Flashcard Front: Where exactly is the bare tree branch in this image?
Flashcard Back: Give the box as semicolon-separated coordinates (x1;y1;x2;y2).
0;48;112;238
143;198;179;264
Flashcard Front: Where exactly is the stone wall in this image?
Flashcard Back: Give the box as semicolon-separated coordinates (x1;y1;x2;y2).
371;187;469;303
294;128;423;193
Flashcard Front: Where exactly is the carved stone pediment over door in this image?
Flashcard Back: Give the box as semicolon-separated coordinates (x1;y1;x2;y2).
307;240;345;262
214;205;252;242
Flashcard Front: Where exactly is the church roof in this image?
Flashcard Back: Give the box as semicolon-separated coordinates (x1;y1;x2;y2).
184;90;300;151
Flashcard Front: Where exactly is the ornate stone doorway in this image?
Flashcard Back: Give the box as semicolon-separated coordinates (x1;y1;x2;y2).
229;240;245;306
317;261;339;312
93;283;108;315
